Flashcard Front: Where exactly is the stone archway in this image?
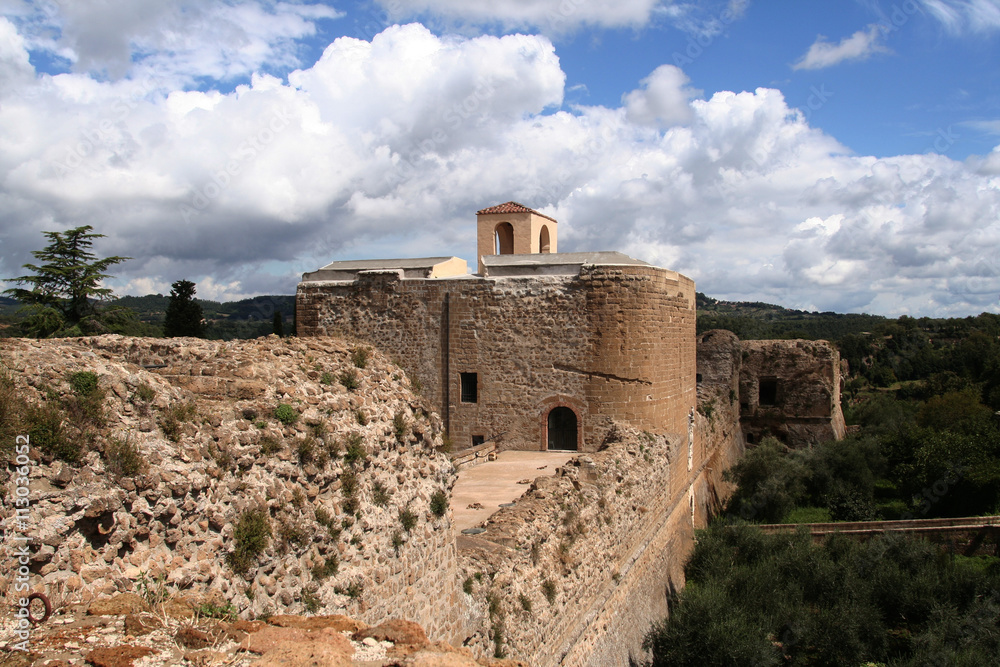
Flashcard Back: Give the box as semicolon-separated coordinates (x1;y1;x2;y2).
494;222;514;255
539;225;551;253
547;406;578;451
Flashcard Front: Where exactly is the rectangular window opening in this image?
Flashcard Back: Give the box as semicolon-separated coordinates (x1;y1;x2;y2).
759;379;778;406
472;435;485;447
460;372;478;403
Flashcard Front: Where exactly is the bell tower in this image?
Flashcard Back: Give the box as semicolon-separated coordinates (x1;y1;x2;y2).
476;202;558;274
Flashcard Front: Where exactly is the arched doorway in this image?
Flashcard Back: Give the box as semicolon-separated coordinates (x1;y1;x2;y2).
547;407;578;451
495;222;514;254
539;225;551;253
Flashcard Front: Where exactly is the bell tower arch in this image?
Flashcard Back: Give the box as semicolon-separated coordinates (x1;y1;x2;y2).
476;202;558;274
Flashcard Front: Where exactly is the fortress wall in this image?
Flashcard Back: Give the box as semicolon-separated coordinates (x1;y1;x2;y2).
581;265;697;438
739;339;846;446
456;407;743;665
297;264;697;453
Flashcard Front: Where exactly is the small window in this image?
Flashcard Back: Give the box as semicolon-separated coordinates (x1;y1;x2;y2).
472;435;485;447
696;373;703;384
460;373;478;403
759;379;778;406
746;433;755;444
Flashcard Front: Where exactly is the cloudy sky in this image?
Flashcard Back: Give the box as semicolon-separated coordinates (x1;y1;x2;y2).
1;0;999;316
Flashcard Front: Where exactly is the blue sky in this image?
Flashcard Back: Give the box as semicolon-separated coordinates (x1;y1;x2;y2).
1;0;999;316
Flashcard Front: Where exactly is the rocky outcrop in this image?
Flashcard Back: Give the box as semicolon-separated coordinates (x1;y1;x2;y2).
0;335;465;641
0;596;526;666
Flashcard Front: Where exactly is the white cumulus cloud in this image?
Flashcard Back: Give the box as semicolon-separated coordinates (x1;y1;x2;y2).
1;18;998;317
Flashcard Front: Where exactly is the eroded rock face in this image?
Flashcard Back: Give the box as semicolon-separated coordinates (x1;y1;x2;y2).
0;599;523;666
738;339;847;447
0;335;461;634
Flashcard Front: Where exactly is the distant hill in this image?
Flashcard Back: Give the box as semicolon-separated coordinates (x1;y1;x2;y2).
1;294;297;340
696;292;886;341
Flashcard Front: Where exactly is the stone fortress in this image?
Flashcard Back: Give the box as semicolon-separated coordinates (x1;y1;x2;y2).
0;206;846;665
292;203;846;663
296;202;844;454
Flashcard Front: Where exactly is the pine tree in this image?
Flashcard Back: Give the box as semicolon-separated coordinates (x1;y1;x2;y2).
4;225;131;337
163;280;204;338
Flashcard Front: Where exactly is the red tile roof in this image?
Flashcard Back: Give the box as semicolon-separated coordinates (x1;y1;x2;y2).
476;201;557;222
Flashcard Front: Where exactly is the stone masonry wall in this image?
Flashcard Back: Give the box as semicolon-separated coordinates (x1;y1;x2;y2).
0;335;471;645
456;400;743;665
297;265;697;453
739;339;847;447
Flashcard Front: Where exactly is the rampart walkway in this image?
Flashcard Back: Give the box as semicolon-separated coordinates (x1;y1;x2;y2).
756;516;1000;555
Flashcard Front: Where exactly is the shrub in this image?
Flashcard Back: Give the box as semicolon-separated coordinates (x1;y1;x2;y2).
463;577;474;595
277;519;310;552
196;601;238;622
311;554;339;580
68;371;99;397
226;508;271;576
391;530;404;555
399;506;417;533
296;436;316;463
301;586;321;614
65;371;105;426
320;372;334;386
351;347;370;369
160;402;197;443
354;409;368;426
372;480;391;507
393;411;409;442
343;433;366;467
259;435;283;456
24;402;74;462
334;580;363;599
542;580;557;604
430;489;448;517
341;468;359;515
103;432;145;478
274;403;298;425
339;369;359;392
135;383;156;403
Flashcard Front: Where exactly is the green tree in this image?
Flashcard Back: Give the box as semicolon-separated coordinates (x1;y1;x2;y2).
4;225;131;337
163;280;204;338
272;311;284;337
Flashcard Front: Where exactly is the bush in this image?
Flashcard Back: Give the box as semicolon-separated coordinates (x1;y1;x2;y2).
159;402;197;442
343;433;366;467
196;601;238;622
274;403;298;425
372;480;390;507
339;369;359;392
27;403;79;463
399;506;417;532
259;435;282;455
134;383;156;403
226;508;271;576
103;433;145;478
68;371;99;397
65;371;105;426
430;489;448;517
311;554;339;580
393;410;409;442
542;580;557;604
320;372;334;385
351;347;370;369
391;530;404;555
296;436;316;463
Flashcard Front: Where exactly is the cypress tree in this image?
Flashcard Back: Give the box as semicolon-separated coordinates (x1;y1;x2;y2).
163;279;204;337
